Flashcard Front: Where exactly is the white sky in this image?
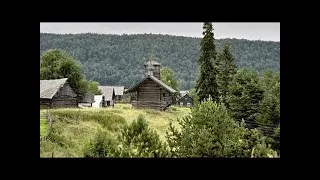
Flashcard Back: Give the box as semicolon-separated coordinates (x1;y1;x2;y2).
40;22;280;42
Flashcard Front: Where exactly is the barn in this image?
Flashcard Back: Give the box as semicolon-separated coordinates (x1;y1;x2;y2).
177;93;193;107
98;86;116;107
125;60;177;110
40;78;78;108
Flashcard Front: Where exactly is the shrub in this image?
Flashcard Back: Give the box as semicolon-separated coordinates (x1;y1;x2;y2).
118;115;170;157
166;97;276;157
83;130;120;158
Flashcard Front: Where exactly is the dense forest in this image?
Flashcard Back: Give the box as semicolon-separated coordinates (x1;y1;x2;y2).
40;33;280;90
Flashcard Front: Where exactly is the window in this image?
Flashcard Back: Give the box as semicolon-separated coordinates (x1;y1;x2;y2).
180;102;183;106
187;103;191;107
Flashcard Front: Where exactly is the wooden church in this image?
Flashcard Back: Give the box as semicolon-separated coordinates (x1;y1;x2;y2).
125;60;177;110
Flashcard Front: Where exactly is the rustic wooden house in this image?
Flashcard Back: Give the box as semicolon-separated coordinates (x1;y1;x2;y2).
40;78;78;108
125;60;177;110
78;93;94;107
177;93;193;107
98;86;115;107
103;86;124;102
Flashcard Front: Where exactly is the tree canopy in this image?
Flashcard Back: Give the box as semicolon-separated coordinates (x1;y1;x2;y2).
40;33;280;90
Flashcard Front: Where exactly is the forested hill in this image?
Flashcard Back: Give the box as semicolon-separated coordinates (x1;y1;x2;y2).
40;33;280;90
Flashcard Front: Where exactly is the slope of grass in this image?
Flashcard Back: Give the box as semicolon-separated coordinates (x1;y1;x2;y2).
40;104;191;157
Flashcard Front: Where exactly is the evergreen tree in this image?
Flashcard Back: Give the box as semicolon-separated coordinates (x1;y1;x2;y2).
226;69;264;128
257;69;280;126
118;115;170;157
216;44;237;105
166;97;277;157
195;22;219;103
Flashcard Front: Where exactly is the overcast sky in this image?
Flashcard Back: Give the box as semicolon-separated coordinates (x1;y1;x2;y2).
40;23;280;42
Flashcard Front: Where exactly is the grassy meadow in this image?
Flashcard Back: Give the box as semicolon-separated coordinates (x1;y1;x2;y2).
40;103;191;157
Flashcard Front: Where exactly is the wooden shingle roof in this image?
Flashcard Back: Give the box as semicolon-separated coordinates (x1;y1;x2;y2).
40;78;68;99
125;75;177;93
103;86;124;96
98;86;115;101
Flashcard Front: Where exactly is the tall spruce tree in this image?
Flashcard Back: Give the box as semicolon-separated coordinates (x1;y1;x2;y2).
216;44;237;106
226;69;264;129
195;22;219;103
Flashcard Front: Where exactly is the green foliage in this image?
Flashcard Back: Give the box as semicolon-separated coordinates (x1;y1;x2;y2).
195;23;219;103
83;130;120;158
188;88;199;106
87;81;102;95
257;69;280;126
40;33;280;90
166;97;276;157
216;44;237;106
118;115;170;157
226;69;264;127
160;66;179;91
160;66;179;103
40;49;88;100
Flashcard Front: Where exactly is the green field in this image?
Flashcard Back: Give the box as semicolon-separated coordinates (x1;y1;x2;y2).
40;104;191;157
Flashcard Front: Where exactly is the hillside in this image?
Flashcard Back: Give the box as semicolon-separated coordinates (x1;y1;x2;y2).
40;104;190;157
40;33;280;90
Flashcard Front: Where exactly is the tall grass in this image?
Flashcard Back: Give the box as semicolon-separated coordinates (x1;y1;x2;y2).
40;104;191;157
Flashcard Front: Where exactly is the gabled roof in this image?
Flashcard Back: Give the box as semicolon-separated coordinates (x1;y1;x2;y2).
103;86;124;96
125;75;177;93
40;78;69;99
178;93;194;101
98;86;115;101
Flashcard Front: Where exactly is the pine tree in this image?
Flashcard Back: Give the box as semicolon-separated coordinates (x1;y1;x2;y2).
195;22;219;103
216;44;237;106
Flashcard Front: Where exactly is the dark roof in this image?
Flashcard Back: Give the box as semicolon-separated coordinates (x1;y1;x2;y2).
125;75;177;93
178;93;194;101
144;60;161;66
80;93;94;103
98;86;115;101
103;86;124;96
40;78;69;99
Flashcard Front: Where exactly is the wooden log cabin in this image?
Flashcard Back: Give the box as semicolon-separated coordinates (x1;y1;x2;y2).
177;93;193;107
125;60;177;110
40;78;78;108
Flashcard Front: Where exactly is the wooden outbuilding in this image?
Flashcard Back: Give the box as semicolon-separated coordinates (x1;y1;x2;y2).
40;78;78;108
98;86;116;107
